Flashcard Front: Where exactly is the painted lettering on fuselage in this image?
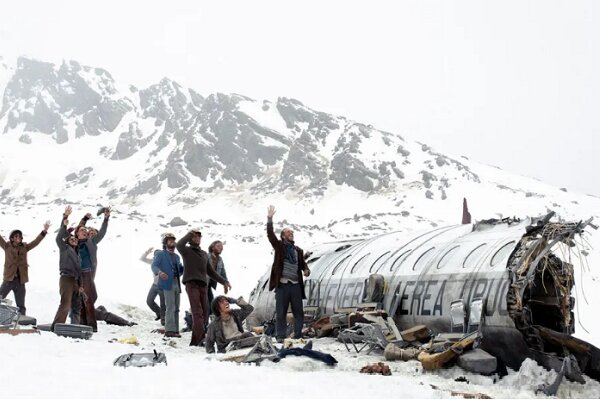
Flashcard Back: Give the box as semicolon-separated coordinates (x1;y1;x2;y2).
304;275;509;317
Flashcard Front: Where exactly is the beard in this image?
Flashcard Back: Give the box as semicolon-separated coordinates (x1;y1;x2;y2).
166;243;176;250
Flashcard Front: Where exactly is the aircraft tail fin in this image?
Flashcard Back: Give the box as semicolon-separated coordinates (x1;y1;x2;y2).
462;198;472;224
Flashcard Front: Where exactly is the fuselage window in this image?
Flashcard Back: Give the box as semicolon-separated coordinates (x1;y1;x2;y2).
350;253;371;274
332;255;352;275
335;244;353;252
390;249;412;272
370;251;391;273
413;247;436;271
490;241;516;268
463;243;488;269
437;245;460;269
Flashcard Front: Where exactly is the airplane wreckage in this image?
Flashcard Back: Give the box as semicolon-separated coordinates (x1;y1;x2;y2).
248;210;600;387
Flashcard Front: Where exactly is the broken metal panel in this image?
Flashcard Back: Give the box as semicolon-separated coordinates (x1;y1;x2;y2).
507;215;592;342
505;213;599;382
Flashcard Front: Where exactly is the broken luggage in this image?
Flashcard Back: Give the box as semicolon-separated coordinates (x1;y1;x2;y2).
114;350;167;367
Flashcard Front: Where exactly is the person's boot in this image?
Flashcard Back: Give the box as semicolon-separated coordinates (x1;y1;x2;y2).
105;312;134;326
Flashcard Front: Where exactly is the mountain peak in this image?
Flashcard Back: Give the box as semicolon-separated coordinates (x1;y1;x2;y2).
0;55;594;225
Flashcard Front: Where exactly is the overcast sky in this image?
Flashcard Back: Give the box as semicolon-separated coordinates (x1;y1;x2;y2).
1;0;598;196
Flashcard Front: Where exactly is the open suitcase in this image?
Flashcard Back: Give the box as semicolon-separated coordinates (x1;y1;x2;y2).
0;303;19;329
114;350;167;367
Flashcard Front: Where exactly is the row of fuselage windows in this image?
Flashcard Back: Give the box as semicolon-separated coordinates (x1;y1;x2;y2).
326;240;516;276
257;241;517;294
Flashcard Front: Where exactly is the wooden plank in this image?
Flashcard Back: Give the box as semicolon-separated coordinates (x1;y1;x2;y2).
0;328;40;336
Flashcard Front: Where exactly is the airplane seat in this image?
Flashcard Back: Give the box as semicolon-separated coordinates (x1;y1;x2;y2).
467;297;486;333
364;274;385;304
450;299;466;334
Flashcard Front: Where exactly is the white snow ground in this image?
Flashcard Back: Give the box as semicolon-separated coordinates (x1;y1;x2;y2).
0;205;599;399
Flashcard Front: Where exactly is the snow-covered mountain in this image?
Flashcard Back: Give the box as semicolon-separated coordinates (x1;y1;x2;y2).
1;56;480;201
1;56;599;234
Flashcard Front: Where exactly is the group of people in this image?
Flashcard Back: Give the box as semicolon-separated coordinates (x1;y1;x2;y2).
1;205;311;353
146;229;232;346
0;205;122;331
52;206;111;331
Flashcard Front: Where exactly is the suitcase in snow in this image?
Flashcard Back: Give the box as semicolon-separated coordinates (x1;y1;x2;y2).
113;350;167;367
0;304;19;329
17;315;37;326
36;323;52;332
53;323;93;339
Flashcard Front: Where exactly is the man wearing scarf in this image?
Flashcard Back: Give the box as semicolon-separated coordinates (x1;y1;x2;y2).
266;205;310;342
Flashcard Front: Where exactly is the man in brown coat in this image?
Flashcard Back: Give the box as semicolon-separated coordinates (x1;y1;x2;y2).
0;222;49;315
266;205;310;342
177;230;231;346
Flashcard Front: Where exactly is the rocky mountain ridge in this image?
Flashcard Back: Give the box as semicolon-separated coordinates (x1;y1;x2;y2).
0;56;598;230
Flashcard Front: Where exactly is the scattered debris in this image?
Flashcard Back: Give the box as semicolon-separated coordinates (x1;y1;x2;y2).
116;336;139;345
457;348;497;375
360;362;391;376
0;328;39;336
384;343;420;361
429;384;492;399
400;324;430;342
418;331;478;371
282;338;307;349
113;350;167;367
0;301;20;329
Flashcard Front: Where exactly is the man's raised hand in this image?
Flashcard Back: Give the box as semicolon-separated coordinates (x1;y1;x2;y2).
267;205;276;218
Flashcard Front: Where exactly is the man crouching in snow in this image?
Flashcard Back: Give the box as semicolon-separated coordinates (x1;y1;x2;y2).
205;296;255;353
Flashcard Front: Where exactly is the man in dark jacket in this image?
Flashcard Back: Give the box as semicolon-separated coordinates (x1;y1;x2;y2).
0;222;49;316
51;206;83;332
205;295;255;353
266;205;310;342
69;209;110;331
152;233;184;337
177;230;231;346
